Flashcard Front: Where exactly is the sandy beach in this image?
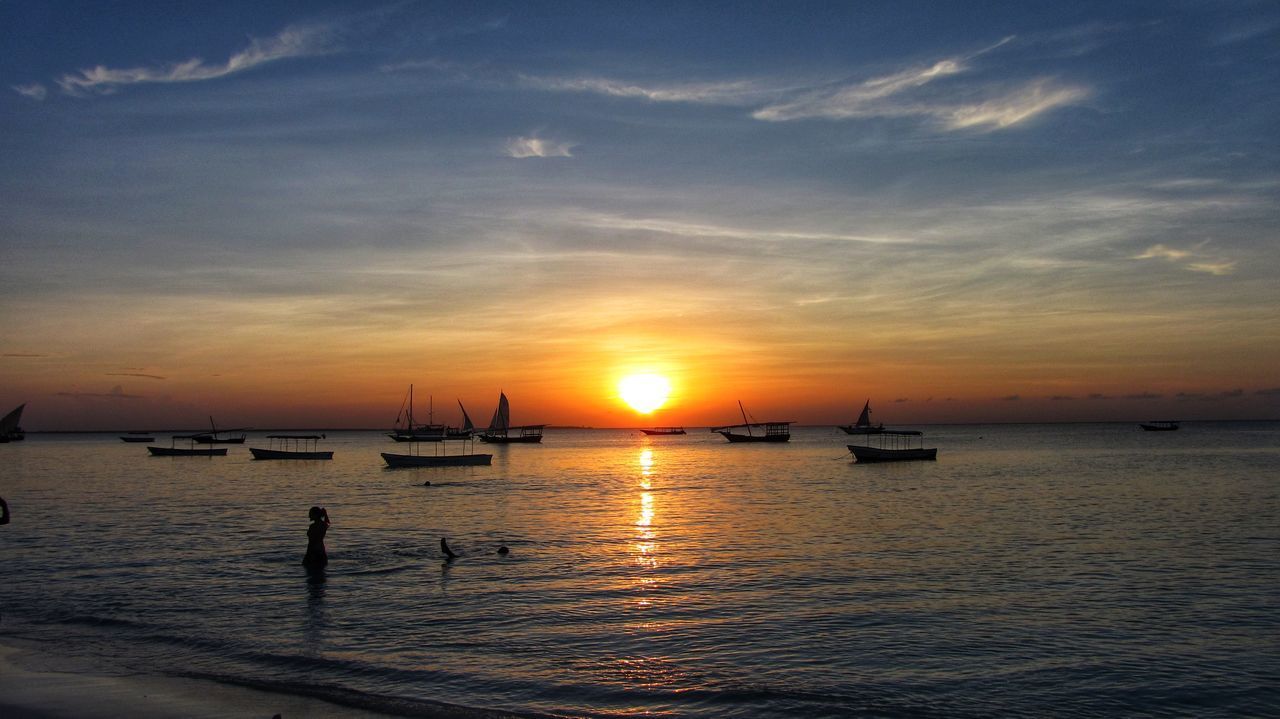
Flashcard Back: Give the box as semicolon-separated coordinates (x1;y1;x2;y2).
0;640;395;719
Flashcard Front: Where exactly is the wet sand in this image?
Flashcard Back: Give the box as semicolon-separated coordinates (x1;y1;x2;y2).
0;641;395;719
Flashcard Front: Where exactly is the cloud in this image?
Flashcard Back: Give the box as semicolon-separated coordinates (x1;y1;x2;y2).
56;385;144;400
570;212;912;245
942;80;1089;130
1050;395;1075;400
56;23;336;96
3;353;47;358
1219;388;1244;398
1133;243;1235;275
505;137;575;159
1000;394;1021;401
107;372;167;381
1088;393;1111;400
1256;388;1280;396
519;75;774;105
12;83;47;101
1123;392;1162;400
892;397;909;403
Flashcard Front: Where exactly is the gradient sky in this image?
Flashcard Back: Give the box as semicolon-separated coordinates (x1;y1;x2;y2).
3;1;1279;430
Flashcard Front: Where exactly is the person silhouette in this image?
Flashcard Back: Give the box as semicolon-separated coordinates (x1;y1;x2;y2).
302;506;330;568
440;537;457;560
0;497;9;525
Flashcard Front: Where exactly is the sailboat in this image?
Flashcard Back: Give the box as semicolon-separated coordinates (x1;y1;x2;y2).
192;417;247;444
0;403;25;442
388;385;456;442
478;392;545;443
710;401;791;443
839;400;885;435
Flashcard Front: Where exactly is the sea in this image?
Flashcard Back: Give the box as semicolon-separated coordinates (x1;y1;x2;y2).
1;423;1277;718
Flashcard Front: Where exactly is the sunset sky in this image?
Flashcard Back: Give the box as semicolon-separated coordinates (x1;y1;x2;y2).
3;2;1278;430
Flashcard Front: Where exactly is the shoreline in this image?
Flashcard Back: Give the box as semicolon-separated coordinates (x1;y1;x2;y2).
0;639;402;719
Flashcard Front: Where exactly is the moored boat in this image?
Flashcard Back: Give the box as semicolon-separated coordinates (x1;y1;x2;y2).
382;431;491;468
839;400;885;435
1139;421;1179;432
711;401;791;443
640;427;686;435
148;435;229;457
249;434;334;460
848;429;937;463
0;403;26;442
192;417;247;444
120;432;155;443
479;392;545;443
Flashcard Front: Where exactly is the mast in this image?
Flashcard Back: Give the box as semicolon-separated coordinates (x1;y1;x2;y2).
739;400;753;437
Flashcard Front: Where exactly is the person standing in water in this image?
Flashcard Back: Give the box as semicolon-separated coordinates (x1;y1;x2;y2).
303;506;330;568
0;497;9;525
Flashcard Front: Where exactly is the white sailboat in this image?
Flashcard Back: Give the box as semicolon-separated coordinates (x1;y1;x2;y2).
839;400;885;435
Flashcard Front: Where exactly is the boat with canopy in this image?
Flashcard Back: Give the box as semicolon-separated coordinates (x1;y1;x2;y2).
250;435;334;460
148;435;229;457
711;401;791;443
848;429;937;462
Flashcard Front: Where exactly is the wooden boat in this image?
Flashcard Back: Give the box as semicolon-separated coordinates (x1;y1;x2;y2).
388;385;465;442
848;429;937;463
479;392;545;443
249;434;334;460
192;417;247;444
839;400;885;435
120;432;155;443
640;427;686;435
711;401;791;443
382;433;491;468
0;403;25;442
1139;421;1179;432
148;435;228;457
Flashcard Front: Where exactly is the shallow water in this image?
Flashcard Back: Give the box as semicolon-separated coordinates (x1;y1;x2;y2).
1;423;1278;717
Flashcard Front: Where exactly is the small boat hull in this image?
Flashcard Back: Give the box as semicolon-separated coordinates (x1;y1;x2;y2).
120;436;155;443
718;431;790;443
193;436;246;444
640;428;686;435
479;434;542;444
382;452;493;467
1139;423;1179;432
848;445;937;463
148;446;228;457
839;426;885;435
250;448;334;460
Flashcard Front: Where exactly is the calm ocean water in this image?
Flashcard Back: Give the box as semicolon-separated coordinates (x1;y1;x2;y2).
1;423;1278;717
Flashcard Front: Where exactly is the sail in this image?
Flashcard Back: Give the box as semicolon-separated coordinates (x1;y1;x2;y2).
855;400;872;428
458;400;475;432
487;392;510;432
0;403;25;433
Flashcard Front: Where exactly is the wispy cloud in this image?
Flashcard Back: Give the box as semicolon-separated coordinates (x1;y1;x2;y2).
107;372;167;381
571;212;913;245
56;385;144;400
1133;243;1235;275
519;75;776;105
505;136;575;158
56;23;337;96
12;83;47;101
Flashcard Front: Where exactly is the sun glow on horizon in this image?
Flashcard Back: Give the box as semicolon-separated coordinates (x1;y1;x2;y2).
619;373;672;414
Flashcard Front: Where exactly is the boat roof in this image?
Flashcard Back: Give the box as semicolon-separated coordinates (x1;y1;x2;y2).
877;429;923;436
710;421;793;431
266;434;323;439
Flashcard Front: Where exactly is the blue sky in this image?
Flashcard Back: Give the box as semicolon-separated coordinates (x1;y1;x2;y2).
2;1;1279;428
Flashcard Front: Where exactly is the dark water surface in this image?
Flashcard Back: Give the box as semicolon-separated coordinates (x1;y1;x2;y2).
2;423;1277;717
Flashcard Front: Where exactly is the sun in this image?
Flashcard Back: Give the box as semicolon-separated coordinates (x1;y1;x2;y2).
618;373;672;414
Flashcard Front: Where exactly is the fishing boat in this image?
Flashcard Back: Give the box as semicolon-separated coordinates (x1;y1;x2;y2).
640;427;687;435
848;429;937;463
711;401;791;443
478;392;545;443
148;435;229;457
249;434;334;460
382;431;491;467
119;432;155;443
1139;421;1180;432
0;403;25;442
192;417;247;444
839;400;885;435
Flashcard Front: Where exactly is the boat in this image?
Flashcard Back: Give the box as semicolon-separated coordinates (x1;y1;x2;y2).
1139;421;1179;432
382;429;491;468
119;432;155;443
848;429;937;463
249;434;334;460
147;435;229;457
478;392;545;443
388;385;458;442
0;403;25;442
711;401;791;443
192;417;247;444
640;427;686;435
839;400;885;434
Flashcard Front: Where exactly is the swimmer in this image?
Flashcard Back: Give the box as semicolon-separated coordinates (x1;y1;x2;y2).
496;545;510;555
0;496;9;525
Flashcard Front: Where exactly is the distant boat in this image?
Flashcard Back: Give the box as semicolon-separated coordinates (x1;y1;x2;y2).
839;400;885;435
1140;421;1180;432
250;434;334;460
479;392;545;444
848;429;937;463
382;419;491;467
711;401;791;443
119;432;155;443
148;435;229;457
0;403;25;442
640;427;686;435
388;385;466;442
192;417;247;444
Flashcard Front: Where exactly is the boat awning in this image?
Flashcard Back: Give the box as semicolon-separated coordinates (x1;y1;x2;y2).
266;434;323;439
710;422;793;432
